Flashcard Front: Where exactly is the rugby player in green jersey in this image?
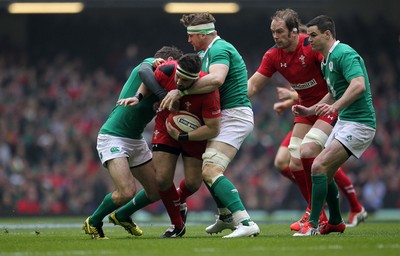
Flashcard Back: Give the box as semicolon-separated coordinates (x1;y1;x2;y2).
293;15;376;236
160;13;260;238
82;46;182;239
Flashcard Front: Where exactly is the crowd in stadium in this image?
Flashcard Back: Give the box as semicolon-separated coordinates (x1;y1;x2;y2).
0;14;399;217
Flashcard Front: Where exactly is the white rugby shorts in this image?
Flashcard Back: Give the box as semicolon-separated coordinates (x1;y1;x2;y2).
97;134;152;168
210;107;254;150
326;119;376;158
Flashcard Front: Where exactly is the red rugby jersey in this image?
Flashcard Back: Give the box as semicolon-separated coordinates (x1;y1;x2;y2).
257;34;327;107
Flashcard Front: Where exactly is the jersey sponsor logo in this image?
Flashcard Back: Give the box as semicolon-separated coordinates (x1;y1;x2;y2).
280;62;287;68
110;147;121;153
291;78;317;90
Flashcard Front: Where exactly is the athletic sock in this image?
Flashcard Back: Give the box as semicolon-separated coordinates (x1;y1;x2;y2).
204;181;225;208
178;179;196;203
292;169;311;209
159;184;183;229
115;189;153;221
326;180;343;224
211;176;247;217
309;174;328;228
90;193;118;226
280;166;296;183
301;158;315;207
334;167;362;212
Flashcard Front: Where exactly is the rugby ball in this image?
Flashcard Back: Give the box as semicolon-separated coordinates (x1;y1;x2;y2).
167;111;201;132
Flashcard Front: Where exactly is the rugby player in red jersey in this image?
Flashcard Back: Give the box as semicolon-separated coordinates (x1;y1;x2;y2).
248;9;367;231
119;53;221;238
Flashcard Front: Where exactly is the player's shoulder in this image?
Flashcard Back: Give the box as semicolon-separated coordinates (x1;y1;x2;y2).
264;44;280;60
157;60;177;77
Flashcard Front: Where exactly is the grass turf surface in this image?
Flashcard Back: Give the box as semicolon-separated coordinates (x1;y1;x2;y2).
0;219;399;256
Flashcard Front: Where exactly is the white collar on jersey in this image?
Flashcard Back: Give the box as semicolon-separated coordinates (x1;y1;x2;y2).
323;40;340;65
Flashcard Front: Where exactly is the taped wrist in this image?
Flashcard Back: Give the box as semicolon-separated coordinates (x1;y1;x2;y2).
134;92;144;102
178;132;189;141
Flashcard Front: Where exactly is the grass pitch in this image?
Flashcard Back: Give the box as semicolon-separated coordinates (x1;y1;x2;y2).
0;218;399;256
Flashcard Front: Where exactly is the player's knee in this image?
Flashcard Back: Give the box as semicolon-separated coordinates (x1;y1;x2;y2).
274;157;288;170
155;174;171;191
288;137;302;159
184;178;202;192
310;158;327;175
202;148;231;186
114;188;135;205
301;128;328;158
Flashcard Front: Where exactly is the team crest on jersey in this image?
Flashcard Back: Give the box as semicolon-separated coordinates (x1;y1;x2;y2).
329;61;334;72
299;55;306;66
184;101;192;112
153;129;160;140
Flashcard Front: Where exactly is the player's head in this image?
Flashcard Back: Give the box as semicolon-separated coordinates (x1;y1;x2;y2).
154;46;183;61
180;13;217;52
270;8;301;49
175;53;201;91
306;15;336;52
306;15;336;39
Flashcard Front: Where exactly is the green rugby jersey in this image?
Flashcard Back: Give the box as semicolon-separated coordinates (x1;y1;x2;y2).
99;58;158;139
201;38;252;110
322;42;376;129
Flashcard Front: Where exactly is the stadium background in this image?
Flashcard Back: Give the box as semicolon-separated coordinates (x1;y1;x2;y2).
0;0;399;218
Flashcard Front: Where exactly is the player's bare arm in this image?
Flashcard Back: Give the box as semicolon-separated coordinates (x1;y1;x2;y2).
331;76;366;112
274;99;293;115
117;83;151;107
276;86;298;100
248;72;269;98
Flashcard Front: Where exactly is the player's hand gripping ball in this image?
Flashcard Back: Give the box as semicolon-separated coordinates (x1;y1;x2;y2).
167;111;201;132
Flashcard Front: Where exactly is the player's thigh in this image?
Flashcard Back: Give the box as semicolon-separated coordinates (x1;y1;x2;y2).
182;157;203;189
107;157;135;191
292;122;311;139
153;151;179;183
206;140;237;161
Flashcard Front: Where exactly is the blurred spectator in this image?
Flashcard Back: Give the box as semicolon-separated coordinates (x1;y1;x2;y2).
115;44;140;83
